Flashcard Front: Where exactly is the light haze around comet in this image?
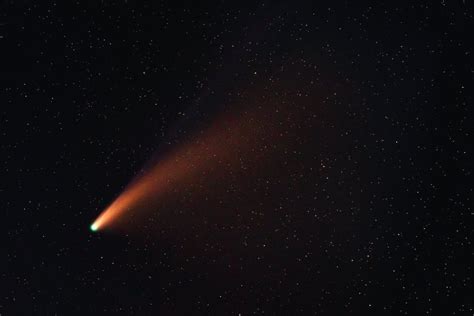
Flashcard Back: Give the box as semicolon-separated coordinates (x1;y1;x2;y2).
90;83;308;231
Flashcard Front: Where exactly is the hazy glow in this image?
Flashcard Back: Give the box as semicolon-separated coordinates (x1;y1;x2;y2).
90;101;287;231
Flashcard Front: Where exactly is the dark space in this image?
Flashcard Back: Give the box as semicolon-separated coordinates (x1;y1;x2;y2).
1;1;472;314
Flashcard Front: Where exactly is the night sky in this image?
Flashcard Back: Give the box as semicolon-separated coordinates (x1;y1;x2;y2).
2;1;473;315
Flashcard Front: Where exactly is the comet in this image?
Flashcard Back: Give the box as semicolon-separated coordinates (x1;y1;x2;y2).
90;88;298;232
91;110;267;231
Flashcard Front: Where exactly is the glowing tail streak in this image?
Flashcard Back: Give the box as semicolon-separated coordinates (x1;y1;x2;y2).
91;145;209;231
90;110;262;231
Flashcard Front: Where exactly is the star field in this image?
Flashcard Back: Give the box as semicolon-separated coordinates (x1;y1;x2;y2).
2;1;472;315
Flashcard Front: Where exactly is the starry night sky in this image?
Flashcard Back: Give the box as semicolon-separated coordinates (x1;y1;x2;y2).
2;1;473;315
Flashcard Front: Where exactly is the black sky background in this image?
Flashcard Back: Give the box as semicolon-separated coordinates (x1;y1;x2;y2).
2;1;473;315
